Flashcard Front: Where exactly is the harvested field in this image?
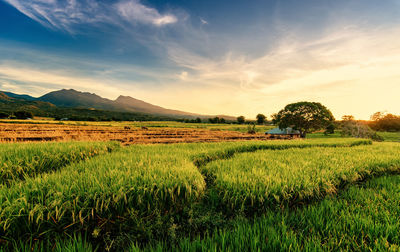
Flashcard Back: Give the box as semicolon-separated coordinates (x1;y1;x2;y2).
0;123;294;144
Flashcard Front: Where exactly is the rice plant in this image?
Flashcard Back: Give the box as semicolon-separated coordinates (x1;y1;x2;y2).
203;142;400;212
137;174;400;251
0;138;376;249
0;141;120;185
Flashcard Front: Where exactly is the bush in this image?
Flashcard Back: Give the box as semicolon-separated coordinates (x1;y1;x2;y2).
370;113;400;132
13;111;33;119
237;116;245;124
341;121;382;141
247;123;256;134
0;112;9;119
324;123;335;135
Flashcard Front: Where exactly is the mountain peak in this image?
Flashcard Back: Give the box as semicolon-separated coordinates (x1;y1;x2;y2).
115;95;141;102
3;88;235;120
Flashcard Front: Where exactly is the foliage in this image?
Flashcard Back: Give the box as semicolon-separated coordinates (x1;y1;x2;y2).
208;117;225;124
369;112;400;132
272;102;335;138
236;116;245;124
342;115;355;121
14;110;33;119
0;112;9;119
256;114;266;124
247;123;256;134
341;120;384;141
324;123;335;135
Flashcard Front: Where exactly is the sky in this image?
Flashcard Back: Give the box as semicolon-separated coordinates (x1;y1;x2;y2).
0;0;399;120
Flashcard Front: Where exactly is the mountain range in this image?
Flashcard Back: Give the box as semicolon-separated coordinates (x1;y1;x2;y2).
0;89;235;120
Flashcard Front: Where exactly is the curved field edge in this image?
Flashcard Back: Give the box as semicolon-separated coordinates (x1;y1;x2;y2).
0;141;120;186
0;138;373;248
202;142;400;213
135;174;400;251
191;138;371;167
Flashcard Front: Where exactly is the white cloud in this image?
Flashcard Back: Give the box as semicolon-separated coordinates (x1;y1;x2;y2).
116;0;177;26
3;0;177;33
161;25;400;119
200;18;208;25
178;71;188;80
0;64;123;97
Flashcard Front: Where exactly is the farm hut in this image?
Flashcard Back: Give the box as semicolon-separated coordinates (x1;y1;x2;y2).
265;127;301;138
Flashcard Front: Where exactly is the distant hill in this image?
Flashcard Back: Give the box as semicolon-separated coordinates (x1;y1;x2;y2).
0;91;177;121
0;89;236;121
0;92;56;117
39;89;118;111
0;92;11;101
38;89;235;120
2;91;37;101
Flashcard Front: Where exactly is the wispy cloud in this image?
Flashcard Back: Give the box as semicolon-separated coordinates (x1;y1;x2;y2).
200;18;208;25
162;24;400;119
1;0;400;119
3;0;178;33
116;0;177;26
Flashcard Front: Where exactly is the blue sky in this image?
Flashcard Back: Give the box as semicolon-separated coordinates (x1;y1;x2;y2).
0;0;399;119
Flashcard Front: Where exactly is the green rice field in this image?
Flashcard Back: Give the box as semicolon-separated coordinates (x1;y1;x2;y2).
0;138;399;251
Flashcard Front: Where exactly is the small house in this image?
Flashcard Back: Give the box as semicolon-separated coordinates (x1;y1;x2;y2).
265;127;301;138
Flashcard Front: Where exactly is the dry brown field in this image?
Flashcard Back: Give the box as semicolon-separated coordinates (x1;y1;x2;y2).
0;123;294;144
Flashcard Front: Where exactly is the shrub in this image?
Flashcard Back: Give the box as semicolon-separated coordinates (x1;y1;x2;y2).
0;112;9;119
13;111;33;119
341;121;382;140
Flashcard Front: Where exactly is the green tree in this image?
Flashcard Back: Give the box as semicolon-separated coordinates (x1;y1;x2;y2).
237;116;245;124
272;101;335;138
324;123;335;135
342;115;355;121
209;117;221;124
195;117;202;123
256;114;266;124
14;111;33;119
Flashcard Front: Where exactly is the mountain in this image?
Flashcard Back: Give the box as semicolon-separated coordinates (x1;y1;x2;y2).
114;95;204;116
1;89;236;120
2;91;37;101
0;92;56;117
39;89;118;111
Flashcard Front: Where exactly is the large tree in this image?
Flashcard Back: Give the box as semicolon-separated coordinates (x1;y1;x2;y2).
272;102;335;138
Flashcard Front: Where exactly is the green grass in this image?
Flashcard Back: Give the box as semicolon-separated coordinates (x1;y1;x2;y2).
1;235;93;252
202;142;400;212
138;174;400;251
0;141;120;186
306;131;343;138
0;139;369;248
0;144;206;245
378;131;400;142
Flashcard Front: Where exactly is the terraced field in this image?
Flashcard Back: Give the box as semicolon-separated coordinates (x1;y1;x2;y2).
1;138;399;251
